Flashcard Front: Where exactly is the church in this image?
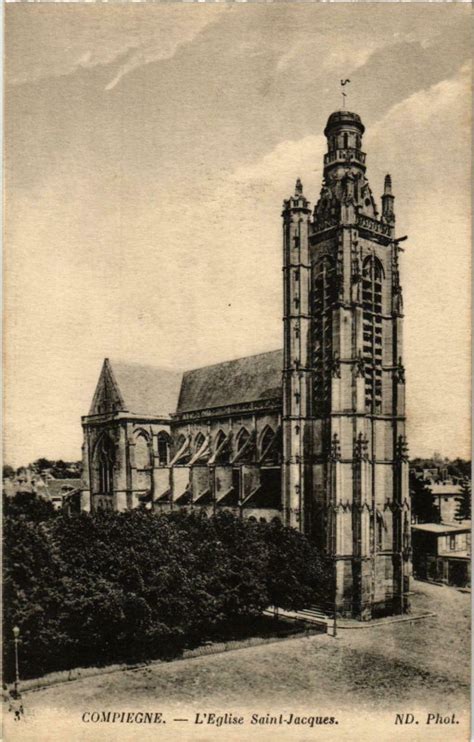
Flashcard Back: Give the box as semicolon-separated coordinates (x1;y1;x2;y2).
81;109;411;619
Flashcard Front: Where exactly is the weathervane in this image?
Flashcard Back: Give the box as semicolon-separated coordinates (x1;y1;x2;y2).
340;79;351;109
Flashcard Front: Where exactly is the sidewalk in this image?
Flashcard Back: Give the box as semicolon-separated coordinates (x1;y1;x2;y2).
264;606;437;630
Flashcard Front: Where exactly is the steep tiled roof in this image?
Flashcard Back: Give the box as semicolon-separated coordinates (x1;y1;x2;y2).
107;360;183;417
177;350;283;413
90;350;283;418
40;479;83;498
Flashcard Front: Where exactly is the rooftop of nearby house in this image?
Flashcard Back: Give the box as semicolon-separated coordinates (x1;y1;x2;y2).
39;478;83;498
430;482;463;496
412;522;471;535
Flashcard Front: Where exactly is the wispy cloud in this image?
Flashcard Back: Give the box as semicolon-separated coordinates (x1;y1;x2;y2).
6;5;226;87
104;10;226;91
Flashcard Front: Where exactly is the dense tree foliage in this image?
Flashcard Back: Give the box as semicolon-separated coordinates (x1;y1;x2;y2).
3;492;58;522
4;496;327;681
455;478;471;521
29;459;82;479
409;473;440;524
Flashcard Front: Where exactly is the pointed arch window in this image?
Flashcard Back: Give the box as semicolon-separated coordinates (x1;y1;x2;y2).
236;428;250;449
215;430;226;448
96;435;115;495
214;429;229;465
260;426;274;454
194;432;206;452
176;434;186;451
157;431;171;466
376;512;385;551
260;426;279;465
235;427;252;463
134;433;151;469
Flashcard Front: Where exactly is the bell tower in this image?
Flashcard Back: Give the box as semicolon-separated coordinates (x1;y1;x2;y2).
282;110;411;619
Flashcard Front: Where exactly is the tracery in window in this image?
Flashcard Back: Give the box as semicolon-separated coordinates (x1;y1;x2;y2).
157;431;171;466
260;425;279;465
96;435;115;495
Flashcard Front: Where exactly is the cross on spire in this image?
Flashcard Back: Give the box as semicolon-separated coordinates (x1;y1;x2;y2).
340;79;351;109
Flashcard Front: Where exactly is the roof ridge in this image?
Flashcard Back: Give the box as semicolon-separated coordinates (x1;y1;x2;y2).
183;348;283;375
109;358;183;374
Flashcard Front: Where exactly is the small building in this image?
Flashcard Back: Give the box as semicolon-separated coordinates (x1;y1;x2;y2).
38;478;83;509
411;523;471;588
430;482;463;525
3;472;83;510
422;468;441;482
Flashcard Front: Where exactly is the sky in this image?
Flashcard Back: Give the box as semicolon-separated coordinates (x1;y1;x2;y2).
4;3;471;467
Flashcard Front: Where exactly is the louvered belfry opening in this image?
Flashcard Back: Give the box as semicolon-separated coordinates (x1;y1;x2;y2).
312;256;336;415
362;256;384;413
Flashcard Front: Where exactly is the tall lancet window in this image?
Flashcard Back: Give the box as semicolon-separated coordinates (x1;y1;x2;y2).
97;435;115;495
312;256;336;414
157;431;171;466
362;256;384;412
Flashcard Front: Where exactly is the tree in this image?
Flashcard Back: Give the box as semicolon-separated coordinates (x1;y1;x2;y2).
410;473;439;523
258;518;328;611
31;458;55;473
455;478;471;521
3;508;328;680
3;492;58;523
449;459;472;480
3;464;15;479
28;458;83;479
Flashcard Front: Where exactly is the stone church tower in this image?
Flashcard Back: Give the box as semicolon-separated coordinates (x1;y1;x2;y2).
282;110;411;618
82;107;411;620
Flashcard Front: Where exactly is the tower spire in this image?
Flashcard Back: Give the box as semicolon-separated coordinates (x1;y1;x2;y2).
381;173;395;226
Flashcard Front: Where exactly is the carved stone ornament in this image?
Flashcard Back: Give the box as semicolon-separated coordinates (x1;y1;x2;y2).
393;285;404;314
354;350;365;378
330;352;341;378
329;432;341;462
396;435;409;462
394;357;405;384
353;432;369;461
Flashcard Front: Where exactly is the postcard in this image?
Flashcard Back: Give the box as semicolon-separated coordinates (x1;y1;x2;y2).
3;2;471;740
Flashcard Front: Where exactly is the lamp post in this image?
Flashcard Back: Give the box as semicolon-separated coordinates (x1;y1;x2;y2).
13;626;20;695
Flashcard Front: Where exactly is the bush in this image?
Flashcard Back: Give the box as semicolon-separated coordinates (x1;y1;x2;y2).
3;501;327;680
4;492;58;522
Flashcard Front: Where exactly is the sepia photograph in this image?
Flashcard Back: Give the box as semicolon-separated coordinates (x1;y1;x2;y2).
3;2;471;740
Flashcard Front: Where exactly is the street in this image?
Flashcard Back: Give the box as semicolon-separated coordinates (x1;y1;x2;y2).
18;580;469;713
